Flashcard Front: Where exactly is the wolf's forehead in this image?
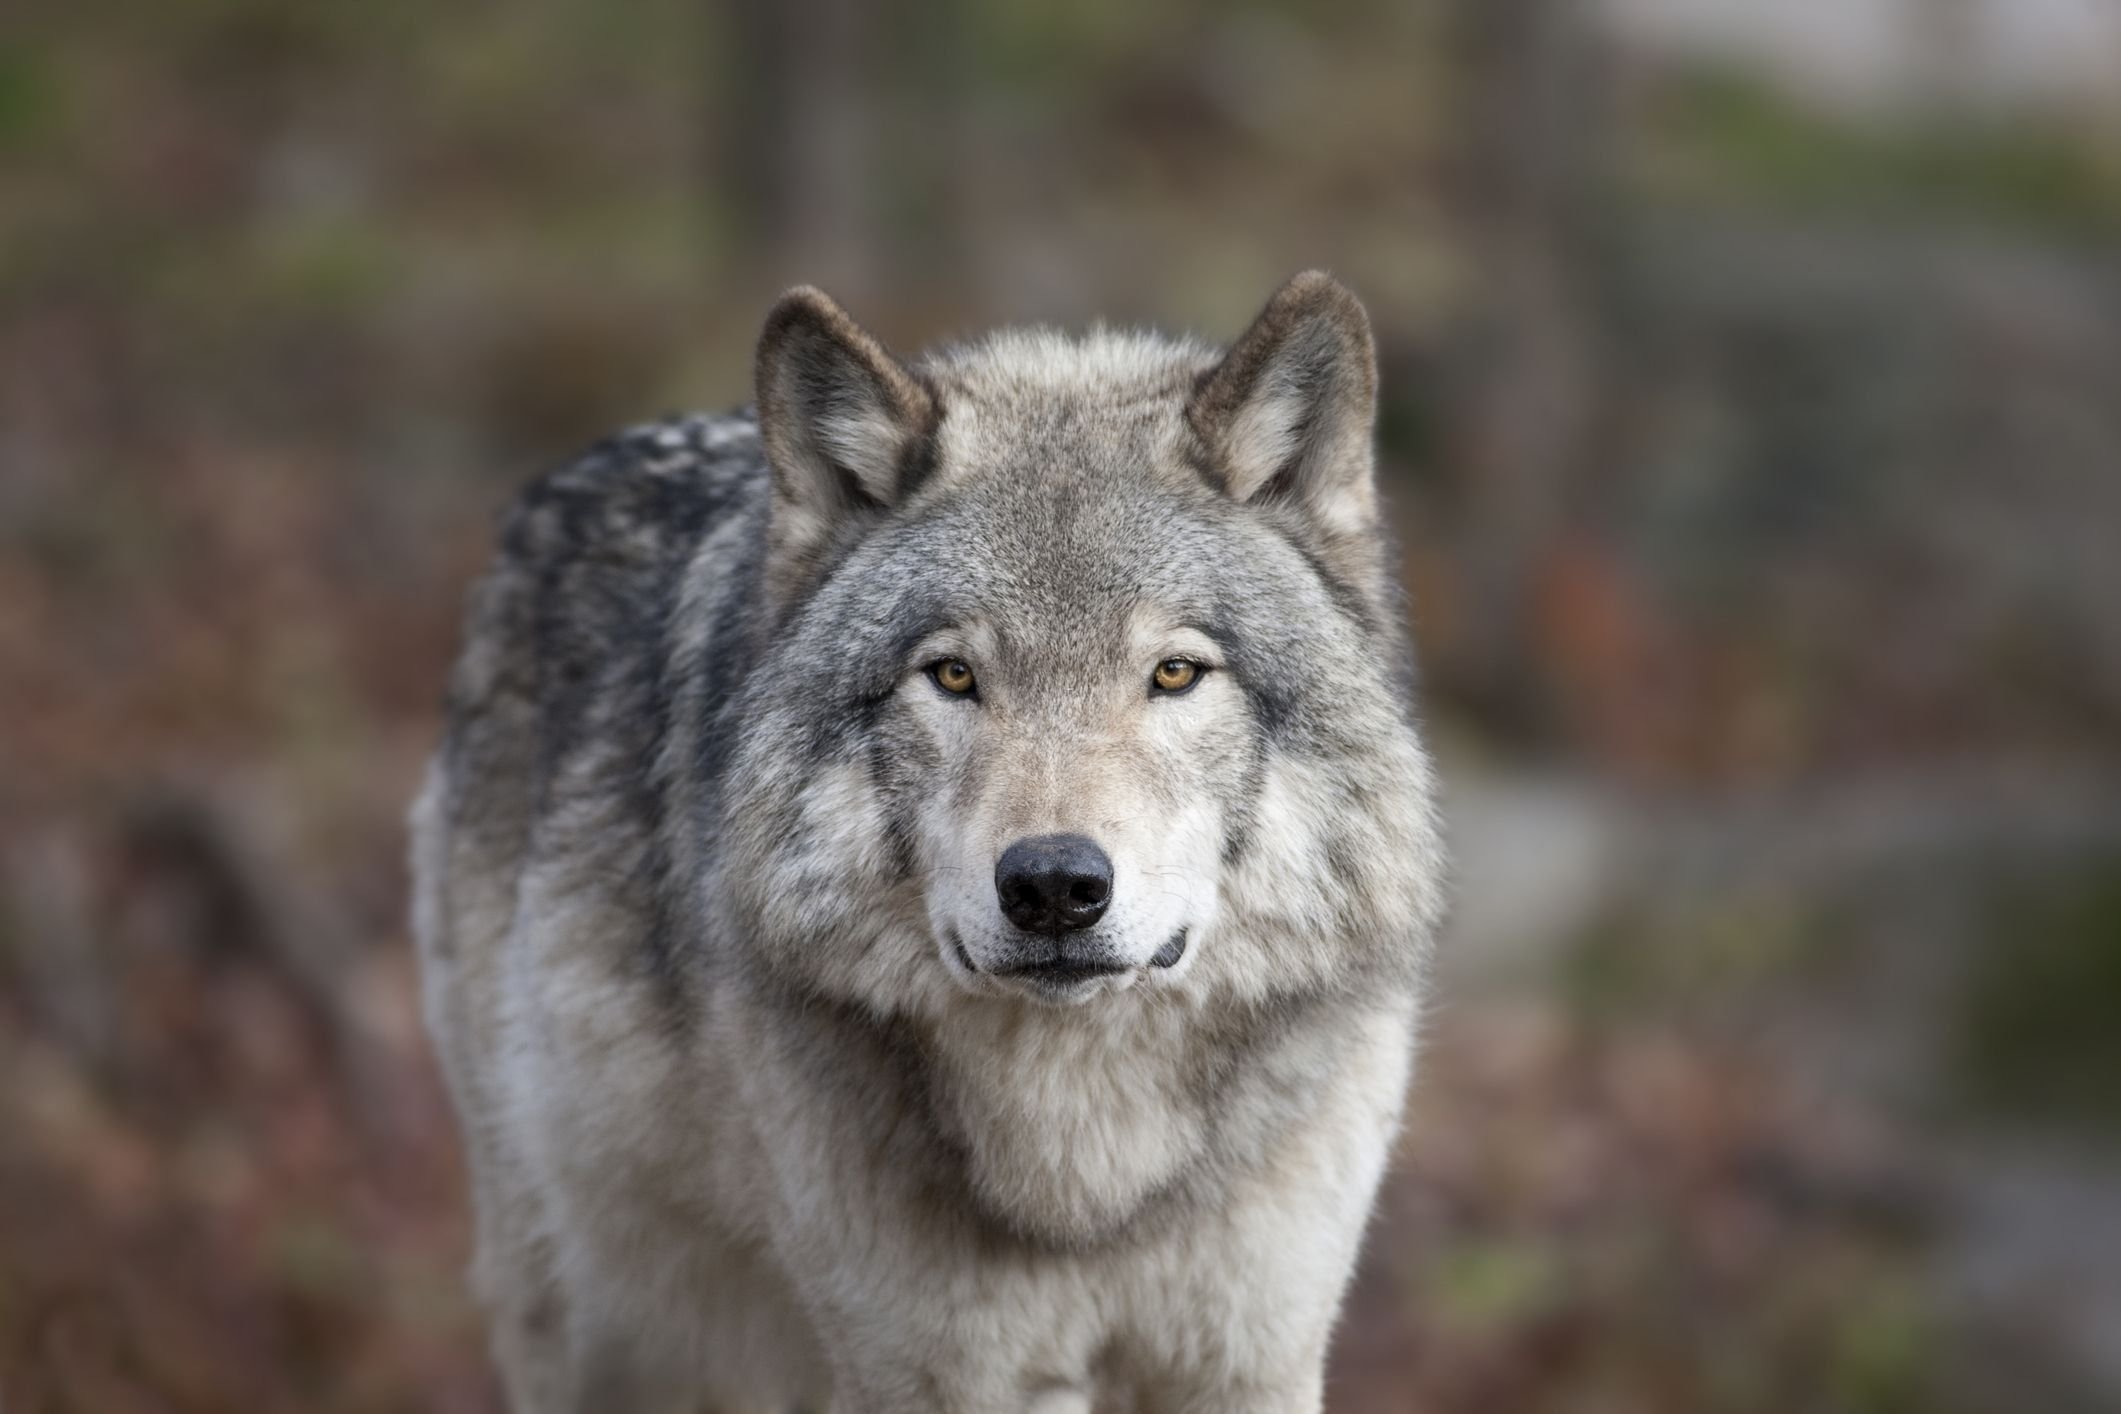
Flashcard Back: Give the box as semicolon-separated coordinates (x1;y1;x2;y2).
924;327;1211;485
932;392;1193;485
900;490;1219;653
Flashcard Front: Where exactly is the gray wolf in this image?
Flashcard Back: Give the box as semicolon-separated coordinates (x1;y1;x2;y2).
410;271;1447;1412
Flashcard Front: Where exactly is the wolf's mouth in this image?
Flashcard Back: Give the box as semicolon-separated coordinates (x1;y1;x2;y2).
948;929;1188;986
999;958;1129;986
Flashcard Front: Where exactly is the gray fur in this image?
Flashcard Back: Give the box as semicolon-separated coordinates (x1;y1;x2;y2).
412;273;1448;1413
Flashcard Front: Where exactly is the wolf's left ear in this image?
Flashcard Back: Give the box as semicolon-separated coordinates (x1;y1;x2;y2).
755;286;935;602
1188;271;1381;546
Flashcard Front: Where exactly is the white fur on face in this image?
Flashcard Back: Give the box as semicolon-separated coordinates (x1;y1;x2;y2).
904;619;1234;1002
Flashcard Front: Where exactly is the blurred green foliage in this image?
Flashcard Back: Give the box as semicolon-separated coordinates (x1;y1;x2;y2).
1956;860;2121;1134
1639;66;2121;242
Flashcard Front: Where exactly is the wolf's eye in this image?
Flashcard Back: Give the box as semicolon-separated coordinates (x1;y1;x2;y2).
928;658;977;697
1151;658;1203;694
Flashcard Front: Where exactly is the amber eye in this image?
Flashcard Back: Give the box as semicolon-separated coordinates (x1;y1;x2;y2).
1151;658;1202;694
929;658;977;696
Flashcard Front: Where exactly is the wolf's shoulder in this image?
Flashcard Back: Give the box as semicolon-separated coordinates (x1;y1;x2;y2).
494;409;767;580
470;408;768;711
441;410;769;789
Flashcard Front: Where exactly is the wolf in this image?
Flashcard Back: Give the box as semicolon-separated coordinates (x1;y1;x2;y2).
410;271;1447;1413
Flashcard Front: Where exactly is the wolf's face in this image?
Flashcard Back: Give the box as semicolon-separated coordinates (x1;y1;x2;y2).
724;274;1442;1016
881;485;1269;1004
896;608;1235;998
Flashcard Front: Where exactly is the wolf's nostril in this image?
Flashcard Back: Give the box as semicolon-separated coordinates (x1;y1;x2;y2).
995;833;1114;934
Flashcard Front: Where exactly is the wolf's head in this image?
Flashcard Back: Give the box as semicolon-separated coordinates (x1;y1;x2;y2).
722;274;1443;1017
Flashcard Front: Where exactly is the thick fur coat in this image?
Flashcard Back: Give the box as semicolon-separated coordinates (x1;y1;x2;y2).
411;272;1447;1413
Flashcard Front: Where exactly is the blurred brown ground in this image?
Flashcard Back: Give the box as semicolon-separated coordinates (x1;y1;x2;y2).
4;2;2120;1410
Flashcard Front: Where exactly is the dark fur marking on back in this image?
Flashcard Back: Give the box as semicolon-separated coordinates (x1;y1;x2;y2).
475;416;774;1012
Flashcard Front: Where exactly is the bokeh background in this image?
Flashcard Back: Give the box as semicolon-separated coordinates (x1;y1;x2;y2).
4;1;2120;1409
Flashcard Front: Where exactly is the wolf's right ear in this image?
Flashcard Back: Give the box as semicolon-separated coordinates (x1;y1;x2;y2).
1187;270;1381;543
755;287;935;602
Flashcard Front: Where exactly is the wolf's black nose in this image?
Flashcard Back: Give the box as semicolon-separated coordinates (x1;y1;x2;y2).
995;834;1113;934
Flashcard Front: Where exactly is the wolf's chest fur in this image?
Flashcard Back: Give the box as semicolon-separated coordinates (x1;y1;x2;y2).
415;274;1445;1412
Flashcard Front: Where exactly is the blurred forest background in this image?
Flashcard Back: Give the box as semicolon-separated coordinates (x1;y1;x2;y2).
3;0;2120;1410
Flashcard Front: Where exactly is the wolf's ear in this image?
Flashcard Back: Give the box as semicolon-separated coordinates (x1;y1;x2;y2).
755;286;935;598
1187;271;1380;543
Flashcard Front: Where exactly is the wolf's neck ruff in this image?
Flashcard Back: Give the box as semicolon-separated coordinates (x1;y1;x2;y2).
735;956;1385;1252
